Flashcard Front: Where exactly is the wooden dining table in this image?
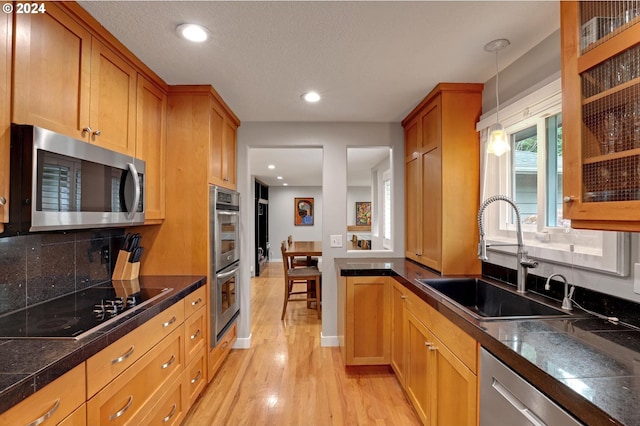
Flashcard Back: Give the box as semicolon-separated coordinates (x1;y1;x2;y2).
283;241;322;258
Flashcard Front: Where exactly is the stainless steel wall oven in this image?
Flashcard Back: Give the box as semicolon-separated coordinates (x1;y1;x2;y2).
210;185;240;346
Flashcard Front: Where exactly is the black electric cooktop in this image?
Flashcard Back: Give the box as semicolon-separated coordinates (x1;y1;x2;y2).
0;284;172;340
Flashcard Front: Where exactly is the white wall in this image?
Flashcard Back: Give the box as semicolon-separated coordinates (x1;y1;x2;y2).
237;122;405;347
269;186;323;260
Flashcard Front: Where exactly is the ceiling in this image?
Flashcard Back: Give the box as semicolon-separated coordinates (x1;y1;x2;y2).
78;1;560;123
78;1;560;187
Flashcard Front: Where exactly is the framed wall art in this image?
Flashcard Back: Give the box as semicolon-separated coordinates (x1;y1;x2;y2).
295;197;314;226
356;201;371;226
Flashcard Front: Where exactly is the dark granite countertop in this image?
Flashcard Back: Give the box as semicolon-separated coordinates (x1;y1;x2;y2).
335;257;636;426
0;275;206;416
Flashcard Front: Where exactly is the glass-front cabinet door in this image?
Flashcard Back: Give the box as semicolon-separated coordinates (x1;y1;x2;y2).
562;1;640;231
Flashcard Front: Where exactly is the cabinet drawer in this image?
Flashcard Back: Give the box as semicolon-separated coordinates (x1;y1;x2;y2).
185;347;207;407
405;289;477;373
208;322;236;382
136;374;186;426
58;404;87;426
87;301;184;397
184;286;206;318
185;305;207;365
0;363;85;426
87;325;185;425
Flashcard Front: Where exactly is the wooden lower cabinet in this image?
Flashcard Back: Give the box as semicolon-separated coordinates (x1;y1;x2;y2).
406;309;432;423
208;322;237;382
86;301;185;398
390;280;407;386
59;404;87;426
0;363;85;426
87;325;185;425
185;347;208;407
138;374;187;426
403;285;478;426
341;276;391;365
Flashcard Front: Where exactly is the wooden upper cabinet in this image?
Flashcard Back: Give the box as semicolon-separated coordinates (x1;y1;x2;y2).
402;83;482;275
209;96;239;190
137;75;167;222
0;11;10;232
223;120;237;187
13;3;138;156
209;105;225;185
88;39;137;155
13;3;91;138
561;1;640;231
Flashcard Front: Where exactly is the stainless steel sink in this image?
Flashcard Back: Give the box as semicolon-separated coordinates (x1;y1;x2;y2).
417;278;576;320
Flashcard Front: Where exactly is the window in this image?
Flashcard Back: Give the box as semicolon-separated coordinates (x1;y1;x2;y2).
478;78;628;275
383;175;391;242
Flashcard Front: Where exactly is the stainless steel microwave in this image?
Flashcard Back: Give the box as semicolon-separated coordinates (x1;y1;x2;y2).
4;124;145;234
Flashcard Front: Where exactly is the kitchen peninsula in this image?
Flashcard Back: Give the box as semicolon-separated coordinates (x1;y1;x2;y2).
336;257;640;426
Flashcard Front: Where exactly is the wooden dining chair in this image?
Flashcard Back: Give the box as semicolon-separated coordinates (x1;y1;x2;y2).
287;235;319;267
281;241;321;320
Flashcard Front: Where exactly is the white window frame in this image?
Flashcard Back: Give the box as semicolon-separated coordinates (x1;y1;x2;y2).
382;169;392;249
477;78;629;276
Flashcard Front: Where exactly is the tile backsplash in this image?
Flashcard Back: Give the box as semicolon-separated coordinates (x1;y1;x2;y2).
0;229;124;316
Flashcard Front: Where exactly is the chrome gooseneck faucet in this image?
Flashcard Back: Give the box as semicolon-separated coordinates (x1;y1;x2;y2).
545;273;574;311
477;195;538;293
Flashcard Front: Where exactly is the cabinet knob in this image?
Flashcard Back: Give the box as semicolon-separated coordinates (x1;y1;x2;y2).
93;129;102;137
400;295;407;300
563;196;576;203
425;341;434;347
82;126;92;136
0;196;6;206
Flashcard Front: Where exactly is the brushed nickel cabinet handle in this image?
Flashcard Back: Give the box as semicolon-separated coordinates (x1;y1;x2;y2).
109;395;133;421
400;295;407;300
0;196;6;206
111;345;135;364
161;354;176;370
82;126;92;136
162;404;177;423
190;329;201;340
190;370;202;384
93;129;101;136
191;297;202;306
26;398;60;426
563;196;576;203
162;316;177;328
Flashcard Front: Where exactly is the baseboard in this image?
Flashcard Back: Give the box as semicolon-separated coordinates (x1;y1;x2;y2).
232;332;252;349
321;332;339;347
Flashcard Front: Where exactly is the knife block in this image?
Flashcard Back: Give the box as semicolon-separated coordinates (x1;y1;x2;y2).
112;250;140;280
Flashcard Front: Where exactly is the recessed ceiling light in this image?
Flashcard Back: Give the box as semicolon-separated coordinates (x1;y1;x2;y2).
283;183;288;186
302;91;321;103
277;176;283;180
176;23;210;42
267;164;276;169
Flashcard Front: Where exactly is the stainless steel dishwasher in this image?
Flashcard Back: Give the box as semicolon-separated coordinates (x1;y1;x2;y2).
480;348;584;425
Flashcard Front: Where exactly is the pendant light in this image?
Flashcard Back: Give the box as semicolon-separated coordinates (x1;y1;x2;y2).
484;38;511;156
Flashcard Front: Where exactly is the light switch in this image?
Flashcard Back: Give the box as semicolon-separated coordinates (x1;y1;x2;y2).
330;234;343;248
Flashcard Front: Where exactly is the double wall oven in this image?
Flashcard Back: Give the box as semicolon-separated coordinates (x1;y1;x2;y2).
209;185;240;347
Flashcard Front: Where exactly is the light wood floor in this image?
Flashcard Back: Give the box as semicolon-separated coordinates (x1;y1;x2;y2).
183;262;421;425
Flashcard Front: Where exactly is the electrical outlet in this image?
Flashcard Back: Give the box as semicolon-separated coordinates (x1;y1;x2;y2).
330;234;343;248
